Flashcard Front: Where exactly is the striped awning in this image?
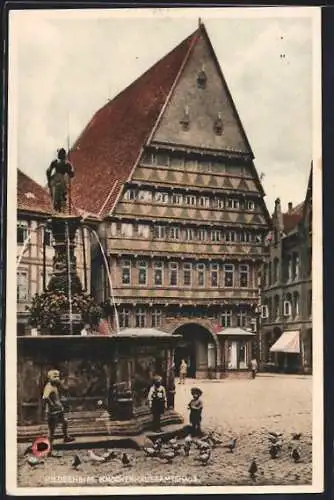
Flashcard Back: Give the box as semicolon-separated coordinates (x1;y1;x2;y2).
270;331;300;354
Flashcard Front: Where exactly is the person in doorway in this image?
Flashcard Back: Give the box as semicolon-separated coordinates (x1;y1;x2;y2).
188;387;203;437
179;359;188;384
250;358;258;379
147;375;167;432
42;369;75;455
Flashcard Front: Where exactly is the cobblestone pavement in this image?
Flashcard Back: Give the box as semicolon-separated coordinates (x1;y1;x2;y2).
17;375;312;488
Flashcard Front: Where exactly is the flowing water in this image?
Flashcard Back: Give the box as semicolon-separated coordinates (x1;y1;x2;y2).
16;224;46;268
65;221;73;335
84;226;120;333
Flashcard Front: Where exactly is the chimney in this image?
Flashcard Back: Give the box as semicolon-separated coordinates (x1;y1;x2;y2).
288;202;293;213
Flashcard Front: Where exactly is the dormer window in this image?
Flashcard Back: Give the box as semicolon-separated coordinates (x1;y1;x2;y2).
197;65;207;89
180;106;190;131
214;112;223;135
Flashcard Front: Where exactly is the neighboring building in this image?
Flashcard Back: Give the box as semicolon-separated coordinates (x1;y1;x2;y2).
260;168;312;374
17;170;91;335
70;22;271;378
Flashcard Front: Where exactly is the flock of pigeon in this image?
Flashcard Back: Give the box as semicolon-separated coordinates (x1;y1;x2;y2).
248;431;303;481
25;430;304;483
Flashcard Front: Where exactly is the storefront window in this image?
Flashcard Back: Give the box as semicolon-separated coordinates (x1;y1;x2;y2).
227;341;248;370
239;342;247;369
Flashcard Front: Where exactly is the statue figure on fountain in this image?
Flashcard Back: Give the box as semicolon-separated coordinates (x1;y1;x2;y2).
46;148;74;213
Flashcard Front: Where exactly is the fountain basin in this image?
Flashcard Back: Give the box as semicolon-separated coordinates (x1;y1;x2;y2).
17;330;183;440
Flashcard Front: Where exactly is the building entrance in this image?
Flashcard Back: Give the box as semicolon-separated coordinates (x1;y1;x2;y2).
173;323;217;378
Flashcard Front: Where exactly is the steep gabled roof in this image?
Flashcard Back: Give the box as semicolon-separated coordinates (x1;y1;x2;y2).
282;164;312;234
17;169;52;215
70;30;197;217
282;202;304;234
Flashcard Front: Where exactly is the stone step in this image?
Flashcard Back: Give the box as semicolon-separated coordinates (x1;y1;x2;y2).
17;411;184;442
19;423;188;456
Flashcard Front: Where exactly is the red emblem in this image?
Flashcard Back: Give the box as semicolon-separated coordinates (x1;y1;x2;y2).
31;436;51;457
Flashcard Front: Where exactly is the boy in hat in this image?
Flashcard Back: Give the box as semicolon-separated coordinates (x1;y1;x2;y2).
188;387;203;436
42;369;75;453
147;375;167;432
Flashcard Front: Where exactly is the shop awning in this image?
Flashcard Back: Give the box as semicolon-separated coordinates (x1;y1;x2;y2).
270;331;300;354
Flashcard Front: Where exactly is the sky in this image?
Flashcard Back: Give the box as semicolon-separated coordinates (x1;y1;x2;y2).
10;7;319;214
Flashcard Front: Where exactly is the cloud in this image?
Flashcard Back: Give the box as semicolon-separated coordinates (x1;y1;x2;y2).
11;11;315;211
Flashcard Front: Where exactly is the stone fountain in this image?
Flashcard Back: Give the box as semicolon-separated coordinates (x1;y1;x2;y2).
17;148;183;442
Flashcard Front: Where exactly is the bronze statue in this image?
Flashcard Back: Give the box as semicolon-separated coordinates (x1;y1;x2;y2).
47;148;74;212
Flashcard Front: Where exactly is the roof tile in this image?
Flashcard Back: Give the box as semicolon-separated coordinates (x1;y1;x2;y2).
70;30;197;217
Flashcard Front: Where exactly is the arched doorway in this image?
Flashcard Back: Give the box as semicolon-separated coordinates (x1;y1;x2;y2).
173;323;217;378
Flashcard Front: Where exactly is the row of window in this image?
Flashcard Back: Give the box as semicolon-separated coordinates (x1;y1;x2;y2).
118;307;252;329
17;222;53;246
112;222;263;244
140;151;247;176
264;251;312;287
124;189;257;210
120;261;251;288
262;290;312;320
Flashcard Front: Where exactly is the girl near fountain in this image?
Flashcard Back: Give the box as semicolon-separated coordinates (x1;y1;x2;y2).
42;369;75;454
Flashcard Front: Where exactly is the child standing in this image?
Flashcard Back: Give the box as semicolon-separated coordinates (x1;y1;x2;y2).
188;387;203;437
147;375;167;432
42;369;75;454
179;359;188;384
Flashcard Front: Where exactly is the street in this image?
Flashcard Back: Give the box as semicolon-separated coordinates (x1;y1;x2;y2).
17;374;312;487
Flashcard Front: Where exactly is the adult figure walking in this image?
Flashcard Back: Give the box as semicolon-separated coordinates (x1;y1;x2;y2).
179;359;188;384
250;358;258;379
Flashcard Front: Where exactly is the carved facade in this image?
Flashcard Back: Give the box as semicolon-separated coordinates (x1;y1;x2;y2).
69;23;271;378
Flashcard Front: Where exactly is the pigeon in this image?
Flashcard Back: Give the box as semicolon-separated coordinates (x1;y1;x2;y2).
268;431;283;439
88;450;106;463
154;438;163;448
121;453;132;467
27;456;44;467
291;448;301;463
167;439;182;454
184;442;191;457
292;433;302;441
183;435;193;456
194;439;211;450
72;454;81;470
102;450;118;461
269;444;280;459
194;449;211;466
143;440;162;458
226;438;237;453
209;432;223;446
158;448;177;464
248;458;258;480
